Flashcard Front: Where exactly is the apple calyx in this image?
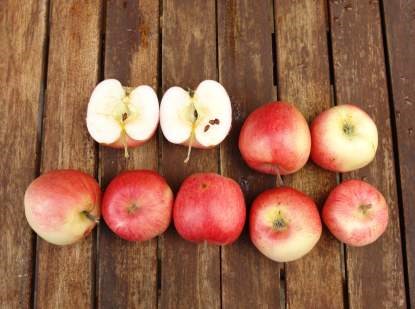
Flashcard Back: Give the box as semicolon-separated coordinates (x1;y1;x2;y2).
342;121;354;136
81;210;99;223
272;210;288;231
358;203;372;216
127;203;139;214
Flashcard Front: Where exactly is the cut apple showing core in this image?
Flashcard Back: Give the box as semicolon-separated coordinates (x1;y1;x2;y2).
86;79;159;157
160;80;232;163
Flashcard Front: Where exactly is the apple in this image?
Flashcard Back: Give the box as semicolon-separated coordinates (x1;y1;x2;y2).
311;104;378;172
160;80;232;163
250;187;322;262
239;102;311;176
102;170;173;241
322;179;388;246
24;170;101;246
173;173;245;245
86;79;159;158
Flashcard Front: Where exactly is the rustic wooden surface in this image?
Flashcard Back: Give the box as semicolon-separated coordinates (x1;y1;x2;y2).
97;1;159;308
1;0;413;308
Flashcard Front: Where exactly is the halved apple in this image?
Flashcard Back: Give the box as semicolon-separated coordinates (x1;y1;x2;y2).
86;79;159;157
160;80;232;162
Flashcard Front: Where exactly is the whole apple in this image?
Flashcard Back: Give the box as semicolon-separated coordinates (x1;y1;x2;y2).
24;170;101;246
322;179;388;246
239;102;311;175
250;187;322;262
311;104;378;172
102;170;173;241
173;173;246;245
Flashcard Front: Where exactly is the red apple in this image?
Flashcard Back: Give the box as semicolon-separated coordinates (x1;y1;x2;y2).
239;102;311;176
102;170;173;241
24;170;101;246
250;187;322;262
173;173;246;245
311;104;378;172
322;179;388;246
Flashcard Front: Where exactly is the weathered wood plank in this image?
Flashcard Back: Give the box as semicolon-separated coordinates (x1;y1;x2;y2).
97;1;159;308
329;1;406;308
35;1;102;308
0;0;48;307
159;1;221;308
274;1;344;308
382;0;415;305
217;1;281;308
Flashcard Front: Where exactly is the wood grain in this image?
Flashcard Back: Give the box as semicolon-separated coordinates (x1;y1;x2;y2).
35;1;102;308
382;0;415;306
217;1;281;308
329;1;406;308
159;1;221;308
0;0;48;307
97;1;159;308
274;1;344;308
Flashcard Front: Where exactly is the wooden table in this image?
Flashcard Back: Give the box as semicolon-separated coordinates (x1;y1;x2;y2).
1;1;413;308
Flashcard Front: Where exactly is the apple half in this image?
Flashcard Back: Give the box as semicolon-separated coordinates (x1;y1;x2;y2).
160;80;232;162
86;79;159;157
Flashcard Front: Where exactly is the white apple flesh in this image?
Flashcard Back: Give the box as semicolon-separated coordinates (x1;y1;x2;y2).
322;179;389;246
24;170;101;246
250;187;322;262
311;104;378;172
160;80;232;162
86;79;159;157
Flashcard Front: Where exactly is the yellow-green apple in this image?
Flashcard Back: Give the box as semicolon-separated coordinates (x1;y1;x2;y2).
173;173;245;245
24;170;101;246
160;80;232;163
322;179;388;246
86;79;159;158
239;102;311;175
311;104;378;172
102;170;173;241
250;187;322;262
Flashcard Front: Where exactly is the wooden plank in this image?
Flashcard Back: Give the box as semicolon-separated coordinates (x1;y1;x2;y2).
274;0;344;307
329;1;406;308
217;1;281;308
35;1;102;308
159;1;220;308
382;0;415;305
0;0;48;307
97;1;159;308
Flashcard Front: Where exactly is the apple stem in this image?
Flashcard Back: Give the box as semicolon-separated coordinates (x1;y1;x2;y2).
121;130;129;158
276;167;284;187
184;138;193;164
82;211;99;223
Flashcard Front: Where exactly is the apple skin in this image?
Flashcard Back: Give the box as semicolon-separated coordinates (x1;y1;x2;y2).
239;102;311;175
322;179;388;247
102;170;173;241
250;187;322;262
24;170;101;246
106;129;157;149
311;104;378;172
173;173;246;245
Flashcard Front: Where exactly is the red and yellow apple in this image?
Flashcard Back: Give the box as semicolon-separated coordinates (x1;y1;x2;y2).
173;173;246;245
239;102;311;175
250;187;322;262
102;170;173;241
311;104;378;172
24;170;101;246
322;179;388;246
